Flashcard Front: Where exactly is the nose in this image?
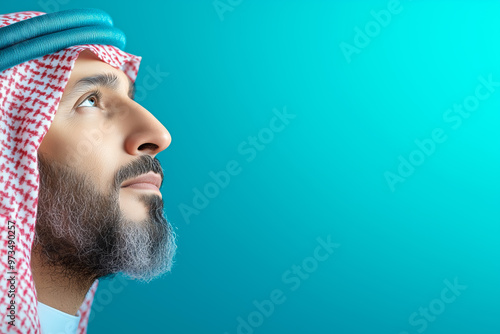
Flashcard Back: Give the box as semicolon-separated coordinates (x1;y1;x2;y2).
123;100;171;156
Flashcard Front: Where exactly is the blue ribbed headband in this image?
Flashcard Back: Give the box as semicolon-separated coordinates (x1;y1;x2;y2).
0;8;126;73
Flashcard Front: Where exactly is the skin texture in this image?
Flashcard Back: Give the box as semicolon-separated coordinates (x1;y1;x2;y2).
31;50;173;316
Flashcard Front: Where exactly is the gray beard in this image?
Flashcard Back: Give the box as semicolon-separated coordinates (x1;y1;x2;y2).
34;153;176;283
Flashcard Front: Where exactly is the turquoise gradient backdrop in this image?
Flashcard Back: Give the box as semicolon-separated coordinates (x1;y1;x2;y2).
3;1;500;333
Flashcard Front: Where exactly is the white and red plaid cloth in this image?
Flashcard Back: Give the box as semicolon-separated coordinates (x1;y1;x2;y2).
0;11;141;333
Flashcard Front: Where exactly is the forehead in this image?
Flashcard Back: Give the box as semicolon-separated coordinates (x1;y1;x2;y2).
63;50;133;98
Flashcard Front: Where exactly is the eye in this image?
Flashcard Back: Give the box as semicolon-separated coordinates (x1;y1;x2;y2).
78;95;98;108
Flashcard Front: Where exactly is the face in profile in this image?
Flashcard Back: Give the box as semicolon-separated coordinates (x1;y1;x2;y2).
35;50;176;282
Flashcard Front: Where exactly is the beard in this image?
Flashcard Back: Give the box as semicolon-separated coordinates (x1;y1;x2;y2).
34;153;176;283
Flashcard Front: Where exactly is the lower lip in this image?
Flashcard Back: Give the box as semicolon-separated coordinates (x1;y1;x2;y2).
122;183;160;191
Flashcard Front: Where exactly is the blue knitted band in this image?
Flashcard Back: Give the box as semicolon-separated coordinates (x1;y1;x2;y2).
0;8;126;72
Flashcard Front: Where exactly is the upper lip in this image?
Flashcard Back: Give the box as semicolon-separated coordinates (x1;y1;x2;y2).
121;172;162;189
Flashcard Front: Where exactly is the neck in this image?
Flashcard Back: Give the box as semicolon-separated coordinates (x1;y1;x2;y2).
31;248;95;316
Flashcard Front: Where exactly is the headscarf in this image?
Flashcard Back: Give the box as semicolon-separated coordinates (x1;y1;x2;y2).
0;11;141;333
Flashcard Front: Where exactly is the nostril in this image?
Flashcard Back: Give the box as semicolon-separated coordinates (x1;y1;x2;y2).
138;143;159;151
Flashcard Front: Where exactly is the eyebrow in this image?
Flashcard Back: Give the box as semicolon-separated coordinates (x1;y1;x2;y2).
65;72;135;101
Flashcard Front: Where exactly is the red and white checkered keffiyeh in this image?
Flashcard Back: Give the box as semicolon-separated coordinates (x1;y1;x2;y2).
0;11;141;334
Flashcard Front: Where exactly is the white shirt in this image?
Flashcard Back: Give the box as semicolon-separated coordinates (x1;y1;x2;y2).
38;301;81;334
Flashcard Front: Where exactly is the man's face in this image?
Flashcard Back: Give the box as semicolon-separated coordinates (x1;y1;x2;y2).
35;50;176;281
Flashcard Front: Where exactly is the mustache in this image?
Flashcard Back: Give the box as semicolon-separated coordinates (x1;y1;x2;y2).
114;155;164;190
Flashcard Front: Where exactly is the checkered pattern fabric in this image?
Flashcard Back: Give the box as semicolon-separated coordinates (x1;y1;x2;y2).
0;11;141;333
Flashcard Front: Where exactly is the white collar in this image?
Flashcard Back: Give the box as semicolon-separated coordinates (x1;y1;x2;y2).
38;301;81;334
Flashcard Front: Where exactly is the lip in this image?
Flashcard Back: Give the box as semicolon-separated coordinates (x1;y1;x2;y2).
120;172;162;190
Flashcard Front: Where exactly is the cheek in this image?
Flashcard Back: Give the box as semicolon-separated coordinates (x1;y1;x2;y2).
39;117;93;166
39;119;123;193
39;120;73;161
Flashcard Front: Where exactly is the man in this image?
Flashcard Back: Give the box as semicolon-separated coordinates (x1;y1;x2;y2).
0;9;176;334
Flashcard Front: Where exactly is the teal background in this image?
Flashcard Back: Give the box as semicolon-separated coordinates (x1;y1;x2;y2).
3;1;500;333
